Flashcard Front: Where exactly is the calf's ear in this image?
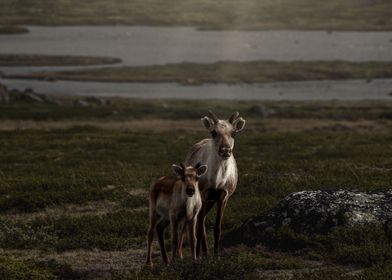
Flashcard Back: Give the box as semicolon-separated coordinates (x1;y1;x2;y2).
196;165;208;177
172;164;184;177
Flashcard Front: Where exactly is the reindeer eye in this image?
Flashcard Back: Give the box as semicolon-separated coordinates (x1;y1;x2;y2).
211;130;218;138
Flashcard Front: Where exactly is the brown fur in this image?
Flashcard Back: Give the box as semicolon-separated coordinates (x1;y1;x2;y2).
149;176;176;202
146;164;206;267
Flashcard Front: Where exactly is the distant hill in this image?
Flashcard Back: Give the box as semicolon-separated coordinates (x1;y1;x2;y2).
0;0;391;30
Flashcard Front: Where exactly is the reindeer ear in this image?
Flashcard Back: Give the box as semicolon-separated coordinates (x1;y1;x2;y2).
172;164;184;177
196;165;208;177
201;117;213;130
233;117;246;132
229;112;239;124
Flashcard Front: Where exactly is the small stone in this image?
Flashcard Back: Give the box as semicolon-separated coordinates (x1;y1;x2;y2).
0;82;10;104
249;104;275;118
73;99;90;107
84;96;106;105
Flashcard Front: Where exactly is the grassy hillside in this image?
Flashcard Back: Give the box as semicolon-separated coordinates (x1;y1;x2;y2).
0;0;391;30
0;99;392;279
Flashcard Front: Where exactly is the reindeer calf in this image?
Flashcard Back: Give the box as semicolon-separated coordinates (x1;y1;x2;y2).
146;163;207;266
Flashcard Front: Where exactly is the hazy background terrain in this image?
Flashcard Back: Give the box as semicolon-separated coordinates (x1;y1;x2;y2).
0;1;392;279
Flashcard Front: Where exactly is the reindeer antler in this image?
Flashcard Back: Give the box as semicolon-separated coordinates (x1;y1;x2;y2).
229;112;239;124
208;110;219;124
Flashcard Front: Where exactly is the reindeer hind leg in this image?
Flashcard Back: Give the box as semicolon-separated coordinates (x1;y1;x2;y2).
146;211;160;266
156;219;170;265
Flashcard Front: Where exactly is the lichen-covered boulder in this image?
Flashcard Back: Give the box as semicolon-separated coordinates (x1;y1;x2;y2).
223;190;392;246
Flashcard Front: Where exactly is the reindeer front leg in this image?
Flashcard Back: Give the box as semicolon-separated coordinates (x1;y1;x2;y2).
171;215;179;259
214;191;228;255
177;219;187;259
188;217;198;261
196;200;215;257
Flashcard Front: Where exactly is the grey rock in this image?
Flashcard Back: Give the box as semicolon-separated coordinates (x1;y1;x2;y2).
0;84;55;104
73;97;109;106
14;90;45;103
249;104;275;117
0;82;10;104
83;96;107;105
73;99;90;107
223;190;392;246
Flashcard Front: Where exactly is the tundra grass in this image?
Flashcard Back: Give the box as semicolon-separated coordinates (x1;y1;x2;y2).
0;54;121;66
0;256;84;280
1;99;392;121
8;61;392;84
0;0;392;30
0;101;392;278
0;127;391;250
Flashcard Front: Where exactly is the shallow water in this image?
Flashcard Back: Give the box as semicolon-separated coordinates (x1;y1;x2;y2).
1;26;391;101
1;26;391;67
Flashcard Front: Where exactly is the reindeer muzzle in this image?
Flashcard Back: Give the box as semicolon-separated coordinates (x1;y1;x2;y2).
186;187;195;197
219;145;232;159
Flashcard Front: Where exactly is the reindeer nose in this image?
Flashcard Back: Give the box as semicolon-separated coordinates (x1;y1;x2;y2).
219;145;232;158
186;186;195;196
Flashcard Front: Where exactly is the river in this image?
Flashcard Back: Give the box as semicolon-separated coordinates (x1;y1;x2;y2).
1;26;391;100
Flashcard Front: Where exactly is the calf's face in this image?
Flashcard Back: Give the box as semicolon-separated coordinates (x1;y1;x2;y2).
172;163;208;197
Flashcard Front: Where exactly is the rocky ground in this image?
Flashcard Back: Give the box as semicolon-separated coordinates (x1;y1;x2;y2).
0;81;110;107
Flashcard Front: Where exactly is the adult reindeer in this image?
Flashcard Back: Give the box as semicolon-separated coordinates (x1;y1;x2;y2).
185;111;245;256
